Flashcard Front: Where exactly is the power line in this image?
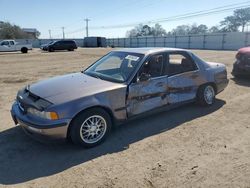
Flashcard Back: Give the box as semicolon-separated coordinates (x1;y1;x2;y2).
50;0;171;37
89;4;250;29
52;1;250;37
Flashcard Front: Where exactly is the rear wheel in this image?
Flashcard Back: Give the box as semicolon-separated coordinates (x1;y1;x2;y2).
197;84;215;106
21;47;28;53
70;108;112;148
68;48;74;51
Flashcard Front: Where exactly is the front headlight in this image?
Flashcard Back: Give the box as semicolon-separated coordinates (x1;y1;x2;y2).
27;108;59;120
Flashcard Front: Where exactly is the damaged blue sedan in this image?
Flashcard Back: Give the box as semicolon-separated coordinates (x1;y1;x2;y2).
11;48;229;147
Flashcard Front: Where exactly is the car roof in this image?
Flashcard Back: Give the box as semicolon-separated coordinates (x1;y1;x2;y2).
56;40;75;42
114;47;190;55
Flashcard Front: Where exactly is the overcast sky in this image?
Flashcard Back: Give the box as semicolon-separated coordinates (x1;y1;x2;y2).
0;0;249;38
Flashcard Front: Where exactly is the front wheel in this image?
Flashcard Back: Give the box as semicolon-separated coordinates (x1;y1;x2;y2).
197;84;215;106
48;47;54;52
70;108;112;148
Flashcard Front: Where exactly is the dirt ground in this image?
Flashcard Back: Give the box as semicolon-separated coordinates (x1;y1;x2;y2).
0;48;249;188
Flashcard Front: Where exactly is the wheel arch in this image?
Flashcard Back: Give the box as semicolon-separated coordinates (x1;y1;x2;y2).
66;105;115;139
197;82;217;95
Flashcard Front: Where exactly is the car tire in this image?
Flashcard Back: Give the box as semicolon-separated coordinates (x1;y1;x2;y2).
70;108;112;148
48;47;54;52
197;84;215;106
68;48;74;51
21;47;28;53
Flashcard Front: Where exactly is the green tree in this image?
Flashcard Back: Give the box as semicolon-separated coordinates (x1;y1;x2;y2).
126;23;167;37
171;25;191;35
0;21;40;39
220;16;240;32
189;24;208;34
171;24;208;35
151;23;167;36
220;8;250;32
209;26;221;33
234;8;250;32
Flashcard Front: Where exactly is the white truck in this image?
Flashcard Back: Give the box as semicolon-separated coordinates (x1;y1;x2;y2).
0;40;32;53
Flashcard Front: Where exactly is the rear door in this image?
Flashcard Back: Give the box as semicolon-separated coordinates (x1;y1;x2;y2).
127;53;169;116
166;51;201;104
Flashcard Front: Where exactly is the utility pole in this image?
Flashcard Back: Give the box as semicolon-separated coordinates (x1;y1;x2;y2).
62;27;65;39
84;18;90;37
48;29;52;39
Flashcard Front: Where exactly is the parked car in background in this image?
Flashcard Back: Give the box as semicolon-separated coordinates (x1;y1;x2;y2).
232;46;250;77
11;48;229;148
0;40;32;53
40;41;54;50
41;40;77;52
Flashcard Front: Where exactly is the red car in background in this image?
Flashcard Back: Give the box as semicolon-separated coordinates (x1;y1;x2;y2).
232;47;250;77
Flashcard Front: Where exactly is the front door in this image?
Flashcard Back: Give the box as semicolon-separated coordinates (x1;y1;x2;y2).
0;41;13;51
127;53;168;116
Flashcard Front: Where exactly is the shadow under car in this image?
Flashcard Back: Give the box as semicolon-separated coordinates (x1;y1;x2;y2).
0;99;225;185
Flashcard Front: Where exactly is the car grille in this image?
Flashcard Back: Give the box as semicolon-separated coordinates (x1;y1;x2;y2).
17;100;25;112
16;88;40;113
16;88;52;112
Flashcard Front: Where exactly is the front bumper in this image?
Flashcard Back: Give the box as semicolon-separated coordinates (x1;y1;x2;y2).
11;102;70;141
40;47;48;51
232;63;250;76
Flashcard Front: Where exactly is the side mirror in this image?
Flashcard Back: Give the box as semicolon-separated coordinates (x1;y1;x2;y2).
139;73;151;82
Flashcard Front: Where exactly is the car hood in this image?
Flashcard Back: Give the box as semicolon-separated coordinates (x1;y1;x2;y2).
28;73;125;104
238;46;250;54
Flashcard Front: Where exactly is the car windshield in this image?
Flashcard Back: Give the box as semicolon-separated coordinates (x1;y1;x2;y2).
84;51;144;83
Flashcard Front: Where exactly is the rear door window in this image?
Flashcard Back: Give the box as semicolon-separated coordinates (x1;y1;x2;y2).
166;52;198;76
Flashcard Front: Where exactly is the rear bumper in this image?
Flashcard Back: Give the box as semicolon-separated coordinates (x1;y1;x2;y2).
11;102;70;141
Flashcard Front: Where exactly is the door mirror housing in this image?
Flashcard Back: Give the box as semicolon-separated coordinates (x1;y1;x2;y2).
139;73;151;82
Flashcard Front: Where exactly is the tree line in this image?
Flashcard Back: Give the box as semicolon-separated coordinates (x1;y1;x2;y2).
126;7;250;37
0;21;40;39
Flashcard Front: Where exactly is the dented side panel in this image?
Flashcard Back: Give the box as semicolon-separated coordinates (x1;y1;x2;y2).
127;77;168;116
167;71;207;103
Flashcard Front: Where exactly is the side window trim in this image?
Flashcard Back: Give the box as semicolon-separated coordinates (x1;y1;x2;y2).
166;51;199;77
137;52;166;79
2;41;9;45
